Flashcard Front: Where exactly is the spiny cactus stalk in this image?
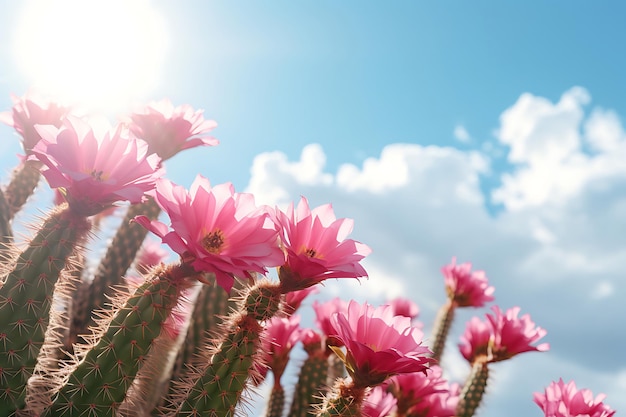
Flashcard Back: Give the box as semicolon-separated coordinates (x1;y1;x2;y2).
430;299;455;363
68;198;161;349
316;379;366;417
0;203;91;415
289;347;330;417
43;263;195;417
265;384;285;417
173;281;282;416
3;161;41;221
0;188;12;244
455;360;489;417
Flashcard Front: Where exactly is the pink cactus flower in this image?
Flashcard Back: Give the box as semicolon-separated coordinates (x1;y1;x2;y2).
135;239;170;274
0;91;72;153
125;99;218;160
274;197;371;292
329;301;432;388
388;297;420;320
487;305;549;362
388;366;459;417
133;175;284;292
441;257;494;307
459;316;493;363
284;286;318;314
313;297;349;346
29;117;163;216
459;305;549;363
256;314;303;385
362;385;397;417
534;379;616;417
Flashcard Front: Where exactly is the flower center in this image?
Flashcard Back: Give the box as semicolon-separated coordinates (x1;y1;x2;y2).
304;248;318;258
201;230;225;254
90;169;107;181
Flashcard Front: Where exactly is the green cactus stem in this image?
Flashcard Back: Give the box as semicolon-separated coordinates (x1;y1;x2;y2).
0;188;13;245
430;299;456;363
327;353;346;387
151;274;244;415
455;360;489;417
173;281;282;416
68;197;161;350
0;203;91;415
3;160;41;221
265;384;285;417
288;344;330;417
43;262;197;417
316;379;366;417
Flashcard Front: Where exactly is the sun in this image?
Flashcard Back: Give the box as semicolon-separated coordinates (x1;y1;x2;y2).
13;0;169;113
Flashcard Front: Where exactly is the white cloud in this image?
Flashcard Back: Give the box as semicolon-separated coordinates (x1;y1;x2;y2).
454;124;471;142
244;87;626;417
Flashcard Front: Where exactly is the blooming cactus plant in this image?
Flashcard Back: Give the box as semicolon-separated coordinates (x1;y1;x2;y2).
0;91;615;417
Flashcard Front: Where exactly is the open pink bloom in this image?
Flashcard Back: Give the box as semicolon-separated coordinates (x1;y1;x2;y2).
460;305;549;363
442;257;494;307
362;386;397;417
274;197;371;292
134;176;284;292
256;315;303;384
534;379;615;417
313;297;349;346
0;91;72;153
284;286;318;314
387;366;459;417
459;316;493;363
29;117;163;216
330;301;432;388
487;305;549;362
125;99;218;160
135;239;170;274
388;297;420;319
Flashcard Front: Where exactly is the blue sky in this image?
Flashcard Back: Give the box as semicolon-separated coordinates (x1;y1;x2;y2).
1;1;625;416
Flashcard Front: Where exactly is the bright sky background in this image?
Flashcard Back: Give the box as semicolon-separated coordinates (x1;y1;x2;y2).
1;1;625;416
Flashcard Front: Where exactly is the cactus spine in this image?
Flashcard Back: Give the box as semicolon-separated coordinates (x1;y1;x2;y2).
0;203;91;415
288;346;329;417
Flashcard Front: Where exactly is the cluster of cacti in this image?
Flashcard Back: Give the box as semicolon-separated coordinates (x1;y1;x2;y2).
0;92;615;417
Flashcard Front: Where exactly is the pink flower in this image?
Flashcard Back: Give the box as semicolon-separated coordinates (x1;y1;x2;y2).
135;239;170;274
388;297;420;319
125;99;218;160
441;257;494;307
29;117;163;216
534;379;616;417
0;91;72;153
283;286;318;314
274;197;371;292
329;301;432;388
388;366;459;417
459;316;493;363
313;297;349;346
487;305;549;362
459;306;549;363
133;176;284;292
362;386;397;417
256;315;303;384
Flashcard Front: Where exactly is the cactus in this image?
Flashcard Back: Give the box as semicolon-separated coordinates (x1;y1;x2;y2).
3;161;42;221
0;188;13;244
43;263;195;417
430;299;455;363
0;204;91;415
456;360;489;417
68;198;161;350
288;347;329;417
265;384;285;417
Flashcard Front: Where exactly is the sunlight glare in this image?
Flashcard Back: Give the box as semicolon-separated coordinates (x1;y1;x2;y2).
13;0;169;113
